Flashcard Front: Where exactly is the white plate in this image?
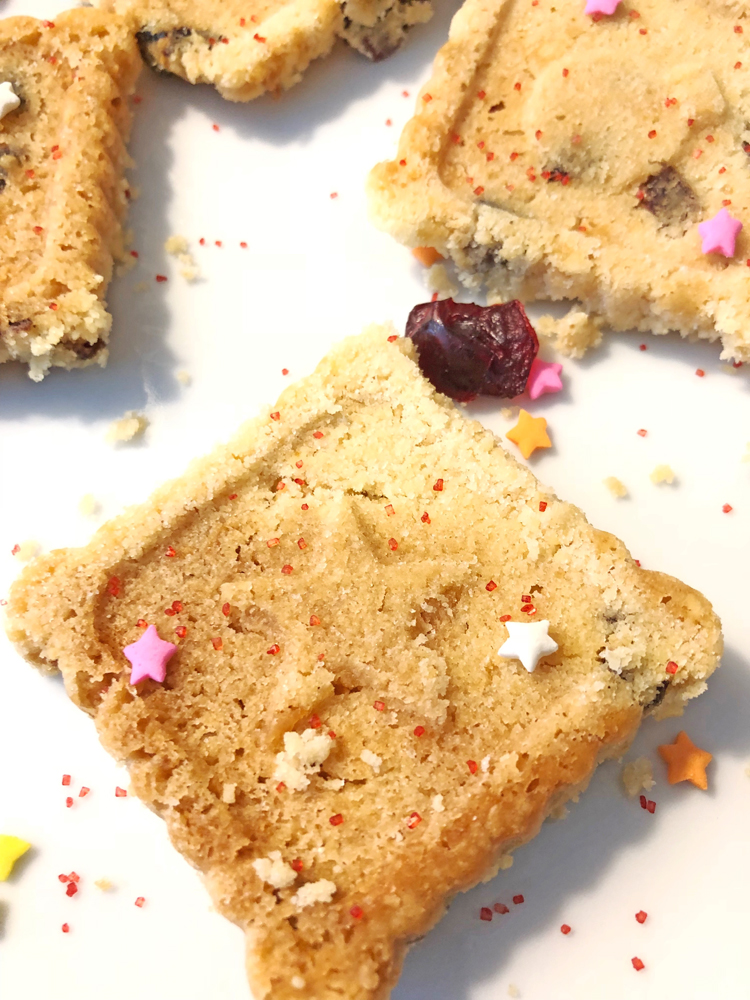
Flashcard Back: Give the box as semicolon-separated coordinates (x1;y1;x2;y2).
1;2;750;997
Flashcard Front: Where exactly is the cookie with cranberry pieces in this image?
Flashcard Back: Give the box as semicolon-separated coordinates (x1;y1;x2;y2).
0;10;141;380
368;0;750;361
6;328;721;999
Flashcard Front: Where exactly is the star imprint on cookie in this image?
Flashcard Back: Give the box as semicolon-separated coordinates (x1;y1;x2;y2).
658;731;712;789
506;409;552;458
0;81;20;120
0;835;31;881
584;0;622;14
527;359;563;401
498;620;558;673
123;624;177;685
698;208;742;258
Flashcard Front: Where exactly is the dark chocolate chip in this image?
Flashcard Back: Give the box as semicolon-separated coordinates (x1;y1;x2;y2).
644;679;670;709
66;339;104;360
136;27;195;74
8;318;32;331
638;165;698;228
488;102;505;113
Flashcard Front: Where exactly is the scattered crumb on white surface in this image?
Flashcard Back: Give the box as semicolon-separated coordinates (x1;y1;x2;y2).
500;406;519;420
133;280;149;293
177;253;200;281
536;309;602;358
497;854;513;870
78;493;100;517
548;802;569;821
650;464;676;485
603;476;628;498
94;878;114;891
426;262;459;299
12;540;39;562
115;254;137;277
721;363;740;376
176;369;192;386
622;757;655;797
742;443;750;464
164;235;189;255
105;412;149;445
291;879;336;909
508;985;521;998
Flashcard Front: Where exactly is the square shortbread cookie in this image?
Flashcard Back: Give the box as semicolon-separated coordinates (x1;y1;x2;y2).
0;10;141;380
7;327;721;999
102;0;432;102
368;0;750;361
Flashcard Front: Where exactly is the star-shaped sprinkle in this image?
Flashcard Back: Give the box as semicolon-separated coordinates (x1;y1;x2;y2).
658;731;712;789
506;409;552;458
0;835;31;881
0;81;20;121
527;358;563;401
698;208;742;258
584;0;622;15
123;624;177;685
498;620;559;673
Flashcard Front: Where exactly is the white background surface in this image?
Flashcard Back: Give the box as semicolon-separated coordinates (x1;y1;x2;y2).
1;1;750;997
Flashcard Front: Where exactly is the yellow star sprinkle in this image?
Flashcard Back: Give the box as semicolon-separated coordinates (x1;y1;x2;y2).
506;409;552;459
658;731;713;790
0;835;31;881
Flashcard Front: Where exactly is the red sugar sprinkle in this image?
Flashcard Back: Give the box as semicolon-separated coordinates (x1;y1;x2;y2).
68;872;80;883
222;602;231;616
79;787;90;798
329;813;344;826
309;614;321;626
388;538;399;551
175;626;187;638
228;493;238;500
240;241;248;248
500;614;512;622
155;274;168;282
480;907;493;922
687;118;695;126
433;479;444;492
215;240;223;247
735;24;743;32
43;19;55;27
107;576;121;597
539;501;547;512
535;130;542;140
422;93;432;102
510;151;518;161
521;603;536;615
632;957;645;972
421;512;431;523
291;859;304;872
723;503;733;513
301;504;309;511
474;186;485;196
199;237;205;245
267;538;280;547
253;33;267;41
639;27;647;33
736;61;742;69
399;159;406;166
478;89;486;99
385;504;395;516
467;760;478;774
385;119;392;127
561;924;571;934
696;368;705;377
406;811;422;829
494;903;509;914
27;170;35;179
402;90;410;97
309;714;322;729
240;17;245;24
562;67;569;76
640;794;647;809
513;894;524;905
65;796;73;808
282;564;294;575
58;873;69;883
165;546;177;558
522;594;531;603
636;910;648;924
330;192;338;200
514;82;521;91
134;897;145;907
212;637;223;650
267;644;280;655
62;923;70;933
723;199;732;207
66;881;77;896
639;343;647;351
212;124;220;132
276;782;286;792
350;905;364;919
373;701;386;712
165;607;176;617
487;152;495;161
647;800;656;813
629;8;640;15
313;430;324;439
486;580;497;592
62;774;71;786
298;538;308;550
270;411;280;421
115;787;127;797
648;129;657;138
414;725;425;737
637;428;647;437
666;660;679;674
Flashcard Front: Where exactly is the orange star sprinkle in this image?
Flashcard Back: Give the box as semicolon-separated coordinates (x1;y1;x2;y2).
658;731;712;790
506;409;552;459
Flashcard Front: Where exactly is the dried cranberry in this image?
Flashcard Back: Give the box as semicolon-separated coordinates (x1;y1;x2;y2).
405;299;538;402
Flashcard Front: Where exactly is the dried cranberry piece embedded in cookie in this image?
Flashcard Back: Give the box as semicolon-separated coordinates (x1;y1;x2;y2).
405;298;538;402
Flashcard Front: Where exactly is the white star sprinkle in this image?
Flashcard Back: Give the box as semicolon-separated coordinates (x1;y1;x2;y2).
0;82;20;121
498;620;558;673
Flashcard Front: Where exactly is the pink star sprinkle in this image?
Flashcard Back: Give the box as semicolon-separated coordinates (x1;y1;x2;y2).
698;208;743;257
123;625;177;685
584;0;622;15
527;358;563;400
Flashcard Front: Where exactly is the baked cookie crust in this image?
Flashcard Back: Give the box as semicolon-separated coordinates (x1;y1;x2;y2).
6;328;721;999
0;10;141;381
101;0;432;102
368;0;750;361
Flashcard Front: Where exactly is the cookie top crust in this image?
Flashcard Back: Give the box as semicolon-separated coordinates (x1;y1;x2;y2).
0;10;141;379
368;0;750;360
6;328;721;1000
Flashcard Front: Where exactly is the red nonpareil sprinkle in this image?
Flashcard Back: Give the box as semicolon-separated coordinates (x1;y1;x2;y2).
421;512;431;523
228;493;238;500
212;124;220;132
399;159;406;166
33;225;43;234
539;501;547;512
215;240;222;247
636;910;648;924
522;594;531;603
510;151;518;161
66;881;77;896
478;89;486;99
130;249;139;258
647;800;656;813
666;660;679;674
309;714;322;729
706;134;715;143
561;924;571;934
422;93;432;102
240;241;248;249
330;813;344;826
62;923;70;933
687;118;695;126
276;782;286;792
350;905;364;919
298;538;308;550
199;237;205;245
222;602;231;616
480;907;493;922
62;774;71;786
513;894;524;905
301;503;309;511
155;274;168;283
736;61;743;69
388;538;398;551
240;17;246;24
414;725;425;737
639;27;647;33
270;411;280;421
406;811;422;829
175;626;187;638
474;186;485;196
330;192;338;200
373;701;385;712
212;637;223;650
282;564;294;575
385;119;392;127
385;504;395;516
494;903;509;914
267;538;280;547
313;430;324;439
165;607;176;617
640;794;647;809
115;787;127;797
696;368;705;377
291;858;304;872
107;576;121;597
467;760;478;774
723;503;733;513
171;600;183;613
535;129;542;140
640;343;647;351
632;957;645;972
500;614;512;622
648;130;657;139
637;428;647;437
134;897;145;907
254;33;267;41
267;644;280;655
433;478;444;492
514;82;521;91
486;580;497;592
52;150;62;160
636;189;645;200
79;786;90;798
282;368;290;376
722;199;732;207
309;614;321;626
65;796;74;808
487;152;495;161
735;23;743;32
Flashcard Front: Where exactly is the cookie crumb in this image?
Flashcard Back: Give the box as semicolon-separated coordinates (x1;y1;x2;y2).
603;476;628;498
432;793;445;812
178;253;200;282
360;748;382;772
273;729;333;791
12;540;40;562
176;369;192;386
500;405;520;420
164;235;189;255
105;411;148;445
252;851;297;889
78;494;100;517
94;878;114;891
291;977;306;990
425;262;459;299
133;280;150;293
508;985;521;998
536;310;603;359
650;464;676;485
497;853;513;870
621;757;655;797
222;782;236;804
291;879;336;909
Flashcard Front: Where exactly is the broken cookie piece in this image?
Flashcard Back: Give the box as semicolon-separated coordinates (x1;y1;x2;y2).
0;10;141;380
369;0;750;360
6;327;721;1000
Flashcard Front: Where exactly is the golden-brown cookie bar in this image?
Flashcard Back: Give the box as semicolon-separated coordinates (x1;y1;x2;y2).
102;0;431;103
6;328;721;999
0;10;141;381
368;0;750;361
